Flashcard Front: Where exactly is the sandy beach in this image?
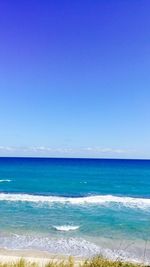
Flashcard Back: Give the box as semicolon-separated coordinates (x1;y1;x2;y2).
0;248;83;266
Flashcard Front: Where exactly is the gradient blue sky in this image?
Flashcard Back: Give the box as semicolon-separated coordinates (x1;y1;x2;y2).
0;0;150;158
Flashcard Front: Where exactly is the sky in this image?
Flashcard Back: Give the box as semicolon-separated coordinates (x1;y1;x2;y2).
0;0;150;159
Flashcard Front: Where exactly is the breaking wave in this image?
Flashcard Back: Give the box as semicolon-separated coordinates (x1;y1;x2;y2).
0;179;11;183
53;225;80;231
0;193;150;209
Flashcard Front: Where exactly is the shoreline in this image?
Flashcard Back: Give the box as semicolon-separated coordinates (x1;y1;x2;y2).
0;239;149;265
0;247;149;266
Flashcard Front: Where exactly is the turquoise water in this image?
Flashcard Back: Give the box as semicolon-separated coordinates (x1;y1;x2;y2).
0;158;150;261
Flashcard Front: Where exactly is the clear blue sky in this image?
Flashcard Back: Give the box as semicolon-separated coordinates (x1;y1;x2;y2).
0;0;150;158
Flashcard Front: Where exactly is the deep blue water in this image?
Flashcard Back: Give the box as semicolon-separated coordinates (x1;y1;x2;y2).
0;157;150;261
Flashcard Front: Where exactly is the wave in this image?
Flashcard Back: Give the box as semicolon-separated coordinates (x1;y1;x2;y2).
53;225;80;231
0;193;150;209
0;179;11;183
0;234;141;262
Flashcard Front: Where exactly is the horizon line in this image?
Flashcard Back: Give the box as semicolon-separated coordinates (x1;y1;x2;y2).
0;156;149;161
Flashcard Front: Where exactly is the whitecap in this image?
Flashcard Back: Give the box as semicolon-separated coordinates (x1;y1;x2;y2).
0;179;11;183
53;225;79;231
0;193;150;210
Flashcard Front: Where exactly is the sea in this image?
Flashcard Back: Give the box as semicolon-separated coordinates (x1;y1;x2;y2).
0;157;150;262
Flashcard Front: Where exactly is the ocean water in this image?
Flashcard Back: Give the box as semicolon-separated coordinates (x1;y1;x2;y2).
0;157;150;262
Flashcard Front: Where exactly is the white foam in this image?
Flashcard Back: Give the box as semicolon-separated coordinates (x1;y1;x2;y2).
0;234;145;262
0;193;150;209
0;179;11;183
53;225;79;231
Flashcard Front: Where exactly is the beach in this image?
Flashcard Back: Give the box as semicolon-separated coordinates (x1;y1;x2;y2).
0;248;149;267
0;248;84;267
1;0;149;264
